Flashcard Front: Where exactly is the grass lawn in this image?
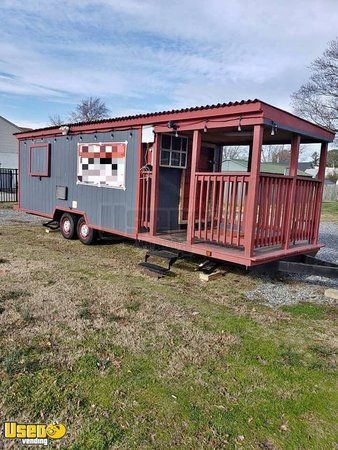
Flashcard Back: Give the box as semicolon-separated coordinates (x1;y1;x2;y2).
0;201;17;209
321;202;338;223
0;215;337;448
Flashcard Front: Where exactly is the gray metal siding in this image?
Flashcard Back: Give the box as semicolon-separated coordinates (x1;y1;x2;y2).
19;130;138;235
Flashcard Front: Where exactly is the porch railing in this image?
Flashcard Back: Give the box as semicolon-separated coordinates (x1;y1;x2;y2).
254;174;292;248
290;178;321;243
193;172;250;246
140;171;152;229
192;172;321;251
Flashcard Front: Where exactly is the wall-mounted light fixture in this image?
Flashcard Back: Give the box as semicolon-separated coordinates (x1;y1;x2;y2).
238;116;242;132
167;120;179;137
59;125;69;135
271;121;278;136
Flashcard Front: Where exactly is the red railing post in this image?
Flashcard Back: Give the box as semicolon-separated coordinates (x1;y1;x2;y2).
149;134;160;236
135;128;143;235
187;130;202;244
244;124;263;258
283;134;300;249
312;142;328;244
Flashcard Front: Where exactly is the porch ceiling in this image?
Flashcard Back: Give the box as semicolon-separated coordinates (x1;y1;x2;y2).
198;126;323;146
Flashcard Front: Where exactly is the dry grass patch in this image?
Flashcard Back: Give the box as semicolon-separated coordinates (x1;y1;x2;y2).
0;223;337;449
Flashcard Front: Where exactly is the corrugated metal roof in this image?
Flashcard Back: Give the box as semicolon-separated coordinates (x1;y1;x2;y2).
15;99;260;134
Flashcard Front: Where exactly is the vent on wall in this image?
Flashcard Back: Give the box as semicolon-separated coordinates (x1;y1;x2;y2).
56;186;68;200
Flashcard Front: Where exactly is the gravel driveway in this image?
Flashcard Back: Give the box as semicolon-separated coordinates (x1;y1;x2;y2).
246;221;338;306
0;208;45;226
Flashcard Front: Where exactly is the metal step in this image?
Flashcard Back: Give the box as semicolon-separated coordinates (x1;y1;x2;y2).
139;261;170;277
196;260;220;274
145;249;180;270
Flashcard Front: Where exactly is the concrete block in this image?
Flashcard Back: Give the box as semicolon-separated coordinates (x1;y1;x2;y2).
200;270;225;282
324;289;338;300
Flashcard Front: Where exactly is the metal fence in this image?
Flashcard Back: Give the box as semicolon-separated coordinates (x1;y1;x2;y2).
0;168;18;202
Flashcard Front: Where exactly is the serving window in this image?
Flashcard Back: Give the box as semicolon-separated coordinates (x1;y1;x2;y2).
29;143;50;177
77;142;127;189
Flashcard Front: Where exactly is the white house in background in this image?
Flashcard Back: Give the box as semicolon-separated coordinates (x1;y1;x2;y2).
305;166;338;178
0;116;31;168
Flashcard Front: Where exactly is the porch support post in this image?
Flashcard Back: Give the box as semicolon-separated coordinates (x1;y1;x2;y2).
312;141;328;244
244;124;263;258
187;130;202;244
149;133;160;236
135;128;143;236
283;134;300;249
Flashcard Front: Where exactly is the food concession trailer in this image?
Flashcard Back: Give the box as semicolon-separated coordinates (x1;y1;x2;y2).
15;99;335;271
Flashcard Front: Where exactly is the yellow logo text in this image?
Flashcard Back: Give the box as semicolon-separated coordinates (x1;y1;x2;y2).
4;421;66;441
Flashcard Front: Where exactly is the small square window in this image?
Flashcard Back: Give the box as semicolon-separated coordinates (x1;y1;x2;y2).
160;134;188;169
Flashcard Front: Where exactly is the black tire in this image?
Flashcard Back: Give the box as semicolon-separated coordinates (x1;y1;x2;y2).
77;216;97;245
60;213;78;240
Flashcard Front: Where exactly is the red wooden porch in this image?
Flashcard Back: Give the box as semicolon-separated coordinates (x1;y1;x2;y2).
136;100;334;266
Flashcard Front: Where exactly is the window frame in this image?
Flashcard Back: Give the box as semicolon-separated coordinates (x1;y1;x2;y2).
160;134;188;169
29;143;51;177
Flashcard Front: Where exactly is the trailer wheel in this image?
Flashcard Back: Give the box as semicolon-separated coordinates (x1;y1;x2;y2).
60;213;78;240
77;216;97;245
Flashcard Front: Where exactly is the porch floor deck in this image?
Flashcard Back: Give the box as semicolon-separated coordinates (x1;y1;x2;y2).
157;230;187;243
137;230;322;267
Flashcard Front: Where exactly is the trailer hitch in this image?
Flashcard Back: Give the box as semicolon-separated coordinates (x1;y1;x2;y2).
277;254;338;279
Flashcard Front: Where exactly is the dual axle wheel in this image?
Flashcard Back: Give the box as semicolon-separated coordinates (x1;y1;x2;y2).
60;213;97;244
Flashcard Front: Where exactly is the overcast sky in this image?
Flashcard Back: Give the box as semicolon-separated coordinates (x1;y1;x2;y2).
0;0;337;129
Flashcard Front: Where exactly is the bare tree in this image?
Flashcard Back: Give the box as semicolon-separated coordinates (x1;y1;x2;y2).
311;151;320;166
49;114;63;126
222;145;247;160
261;145;290;163
69;97;110;123
291;38;338;137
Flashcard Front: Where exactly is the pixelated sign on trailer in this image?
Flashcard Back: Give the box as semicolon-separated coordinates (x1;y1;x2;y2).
77;142;127;189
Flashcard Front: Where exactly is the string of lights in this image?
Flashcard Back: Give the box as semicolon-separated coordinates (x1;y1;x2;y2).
22;115;278;145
